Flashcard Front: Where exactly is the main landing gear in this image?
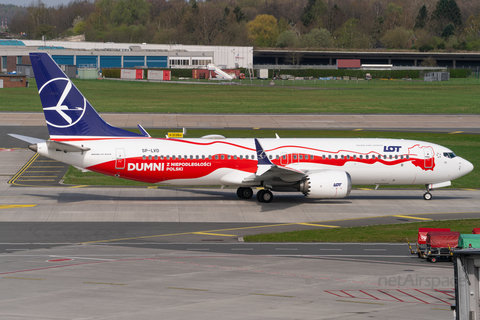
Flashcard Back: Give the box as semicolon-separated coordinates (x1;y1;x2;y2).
236;187;273;203
256;189;273;203
236;187;253;199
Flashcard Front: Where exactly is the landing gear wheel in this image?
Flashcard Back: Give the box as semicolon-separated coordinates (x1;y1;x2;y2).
257;190;273;203
237;187;253;199
423;192;432;200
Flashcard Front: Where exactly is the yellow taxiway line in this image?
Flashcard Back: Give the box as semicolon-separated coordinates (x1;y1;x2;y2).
392;215;432;221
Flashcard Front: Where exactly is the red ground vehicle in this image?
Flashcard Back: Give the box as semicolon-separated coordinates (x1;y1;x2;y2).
407;228;450;257
423;231;460;262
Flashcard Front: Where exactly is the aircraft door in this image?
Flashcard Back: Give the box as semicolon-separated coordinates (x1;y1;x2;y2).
424;147;434;169
115;148;126;169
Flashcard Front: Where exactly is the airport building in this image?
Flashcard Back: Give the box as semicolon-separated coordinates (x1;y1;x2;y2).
0;39;253;73
2;38;480;76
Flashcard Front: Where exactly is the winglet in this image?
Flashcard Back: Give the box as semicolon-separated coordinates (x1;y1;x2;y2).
137;124;151;137
255;138;273;165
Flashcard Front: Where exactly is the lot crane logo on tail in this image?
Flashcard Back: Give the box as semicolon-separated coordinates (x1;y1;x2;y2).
40;78;86;128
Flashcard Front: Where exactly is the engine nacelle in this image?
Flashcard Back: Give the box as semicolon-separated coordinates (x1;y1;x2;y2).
299;171;352;199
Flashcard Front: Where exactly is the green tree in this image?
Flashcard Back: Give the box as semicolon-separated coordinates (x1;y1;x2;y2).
301;0;326;28
414;5;428;29
381;27;414;49
385;3;402;29
35;24;56;39
334;18;358;49
233;5;247;23
276;30;297;48
441;23;455;39
247;14;278;47
432;0;462;27
110;0;151;26
300;28;331;47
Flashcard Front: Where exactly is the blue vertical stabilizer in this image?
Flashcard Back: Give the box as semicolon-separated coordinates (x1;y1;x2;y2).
30;52;142;139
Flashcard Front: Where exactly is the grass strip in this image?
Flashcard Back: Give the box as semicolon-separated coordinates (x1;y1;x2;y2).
244;219;480;243
3;78;480;114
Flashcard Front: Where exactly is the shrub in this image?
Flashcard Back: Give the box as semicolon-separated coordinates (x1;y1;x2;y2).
419;44;433;52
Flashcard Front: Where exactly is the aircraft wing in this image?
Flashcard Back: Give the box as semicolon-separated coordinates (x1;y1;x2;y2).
243;139;306;183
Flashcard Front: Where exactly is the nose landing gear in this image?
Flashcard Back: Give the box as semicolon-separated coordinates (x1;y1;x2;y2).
423;184;433;200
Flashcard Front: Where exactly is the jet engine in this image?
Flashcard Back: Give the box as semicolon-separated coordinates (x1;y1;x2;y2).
299;170;352;199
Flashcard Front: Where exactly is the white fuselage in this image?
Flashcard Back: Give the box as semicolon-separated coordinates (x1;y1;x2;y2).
35;137;473;188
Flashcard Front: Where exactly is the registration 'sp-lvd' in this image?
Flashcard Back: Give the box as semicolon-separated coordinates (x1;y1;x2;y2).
10;53;474;203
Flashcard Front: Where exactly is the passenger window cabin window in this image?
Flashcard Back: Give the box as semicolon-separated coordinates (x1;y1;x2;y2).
276;155;279;159
148;155;152;160
346;155;350;159
341;155;344;159
365;155;369;159
310;155;314;160
154;155;158;160
353;155;356;159
359;155;363;159
335;155;338;159
209;155;212;160
160;155;164;160
269;155;272;160
143;155;146;160
228;155;231;160
328;155;332;159
322;155;326;159
221;155;224;160
406;155;410;159
389;155;392;159
196;155;199;159
202;155;205;159
299;155;303;160
395;155;398;159
215;155;218;160
283;155;286;160
166;156;170;160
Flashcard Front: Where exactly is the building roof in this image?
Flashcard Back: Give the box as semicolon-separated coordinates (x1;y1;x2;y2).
0;39;25;46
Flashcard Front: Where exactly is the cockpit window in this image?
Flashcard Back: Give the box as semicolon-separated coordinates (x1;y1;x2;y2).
443;152;457;159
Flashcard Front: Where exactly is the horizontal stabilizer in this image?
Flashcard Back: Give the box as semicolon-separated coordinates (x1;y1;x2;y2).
8;134;45;144
46;140;90;153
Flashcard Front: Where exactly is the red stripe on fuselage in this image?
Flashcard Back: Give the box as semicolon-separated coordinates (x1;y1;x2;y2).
86;152;434;184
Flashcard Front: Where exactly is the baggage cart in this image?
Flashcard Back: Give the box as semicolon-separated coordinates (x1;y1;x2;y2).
407;227;450;257
424;231;460;263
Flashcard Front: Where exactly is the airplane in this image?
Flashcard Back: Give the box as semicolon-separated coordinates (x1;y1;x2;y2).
9;52;474;203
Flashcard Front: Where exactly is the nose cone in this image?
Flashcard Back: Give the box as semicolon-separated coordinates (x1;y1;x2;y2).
463;158;474;175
